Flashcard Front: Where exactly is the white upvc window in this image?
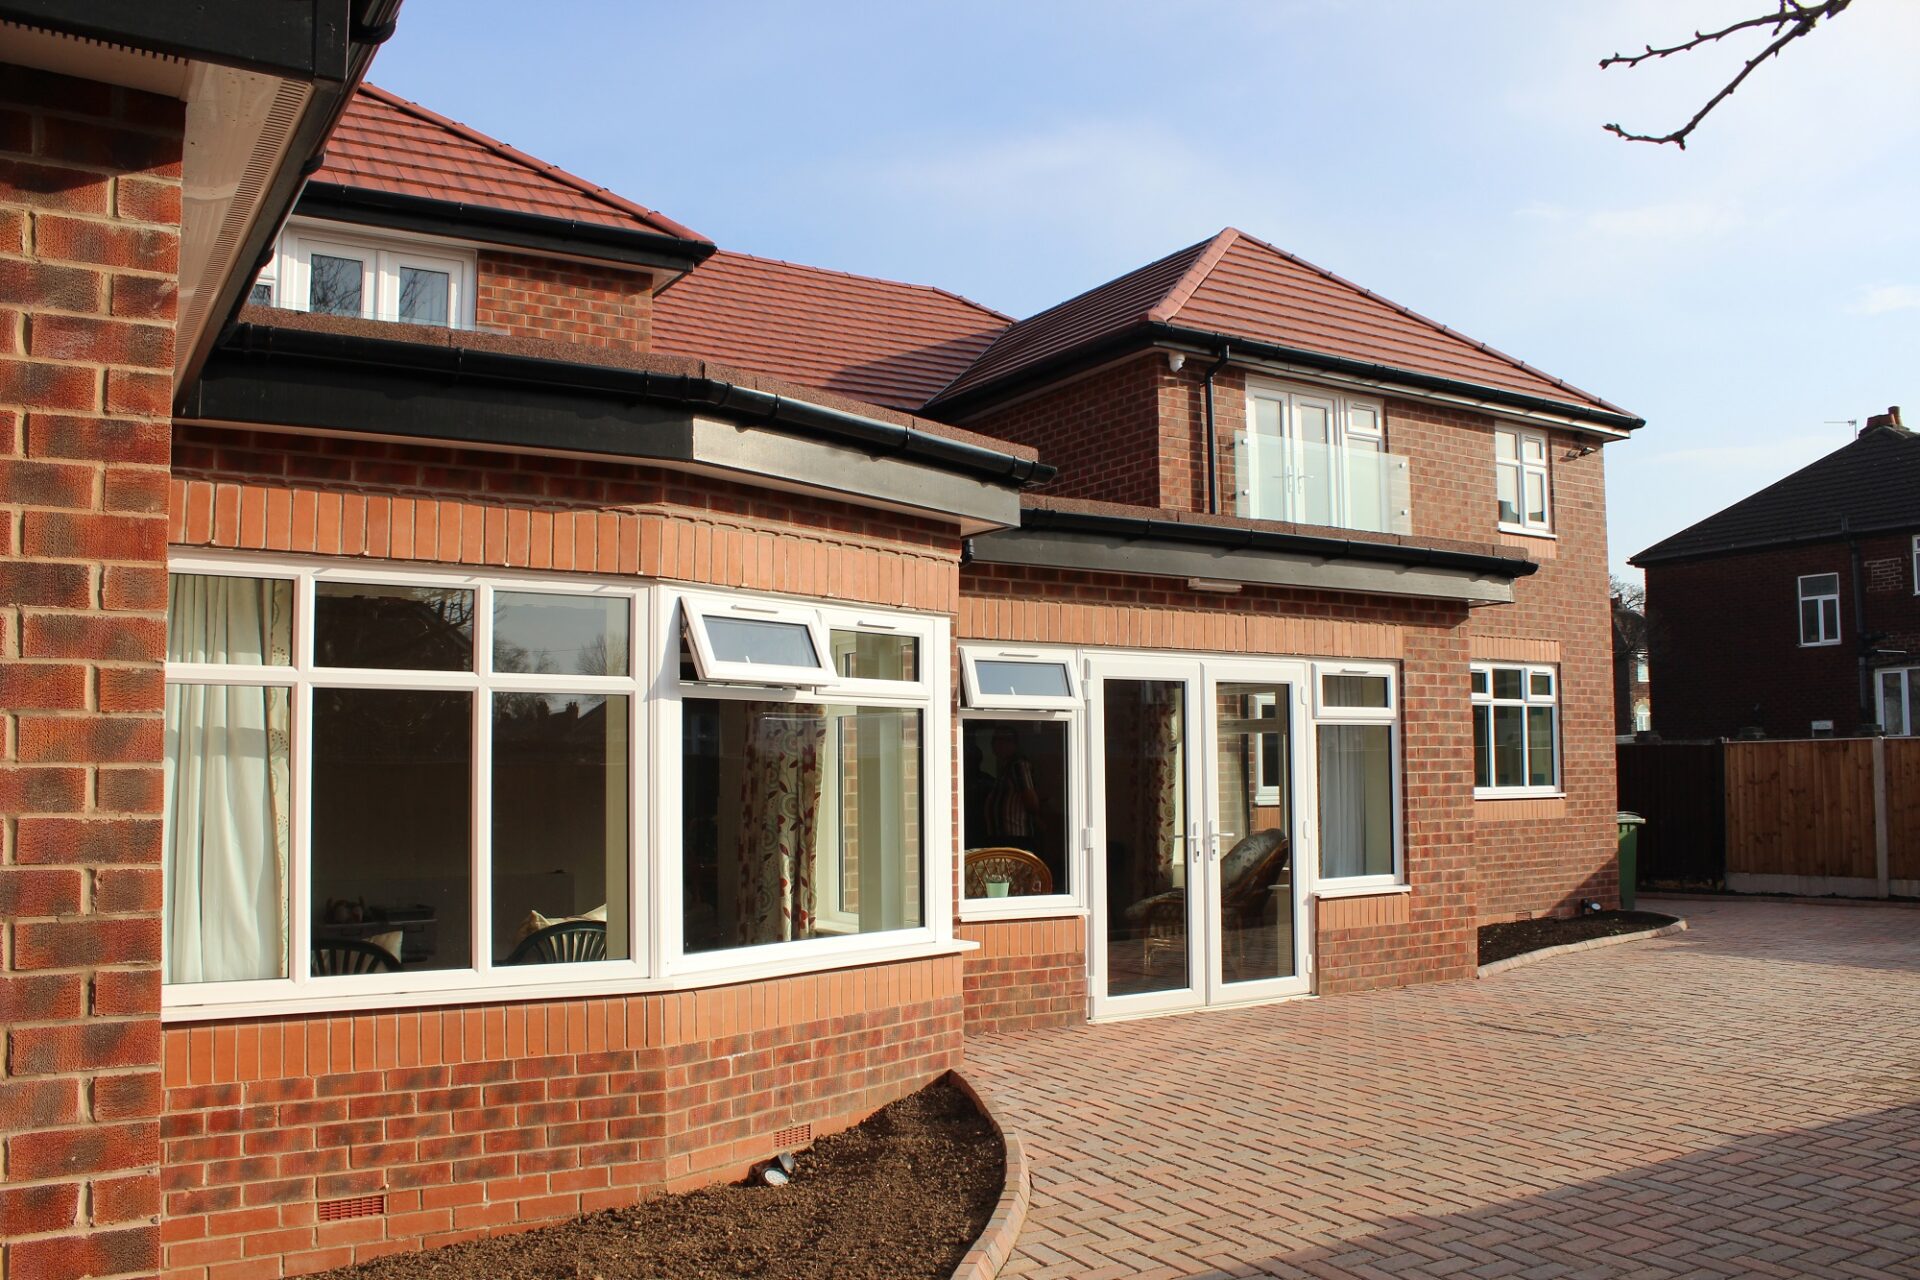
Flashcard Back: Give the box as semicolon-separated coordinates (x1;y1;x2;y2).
1494;426;1552;534
1312;661;1402;889
1879;667;1918;736
161;558;952;1019
256;222;476;328
957;644;1082;918
1239;379;1392;532
681;592;837;687
1797;573;1842;647
1471;663;1560;797
959;645;1079;710
1911;535;1919;595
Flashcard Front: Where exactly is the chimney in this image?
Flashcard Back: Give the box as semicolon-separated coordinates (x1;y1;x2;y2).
1863;405;1906;436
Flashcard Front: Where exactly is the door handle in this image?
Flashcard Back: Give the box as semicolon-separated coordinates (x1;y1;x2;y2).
1187;823;1202;862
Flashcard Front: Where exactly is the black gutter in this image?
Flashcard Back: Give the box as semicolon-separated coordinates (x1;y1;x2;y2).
0;0;351;80
1009;505;1537;580
297;183;716;274
931;320;1645;434
200;322;1055;487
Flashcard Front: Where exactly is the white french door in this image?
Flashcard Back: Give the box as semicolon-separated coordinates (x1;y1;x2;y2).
1087;654;1312;1018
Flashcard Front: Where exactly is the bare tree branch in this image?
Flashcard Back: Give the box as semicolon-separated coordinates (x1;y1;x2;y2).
1600;0;1854;148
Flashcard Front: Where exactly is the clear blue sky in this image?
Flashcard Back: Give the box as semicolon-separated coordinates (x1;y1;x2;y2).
369;0;1920;583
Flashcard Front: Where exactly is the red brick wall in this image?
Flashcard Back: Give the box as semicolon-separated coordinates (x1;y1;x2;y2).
961;356;1167;505
1646;533;1920;740
0;65;181;1280
473;251;652;352
955;918;1086;1034
159;958;962;1279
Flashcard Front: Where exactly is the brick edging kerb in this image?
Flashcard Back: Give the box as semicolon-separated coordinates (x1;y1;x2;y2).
945;1071;1031;1280
1477;919;1688;978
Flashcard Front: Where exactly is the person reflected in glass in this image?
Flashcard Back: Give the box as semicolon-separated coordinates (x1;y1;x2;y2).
985;727;1042;852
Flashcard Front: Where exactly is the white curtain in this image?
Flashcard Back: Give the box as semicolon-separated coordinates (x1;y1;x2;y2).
164;577;291;983
1319;725;1388;880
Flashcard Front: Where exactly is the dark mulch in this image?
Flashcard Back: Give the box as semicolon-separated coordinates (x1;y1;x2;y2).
312;1078;1003;1280
1478;910;1679;966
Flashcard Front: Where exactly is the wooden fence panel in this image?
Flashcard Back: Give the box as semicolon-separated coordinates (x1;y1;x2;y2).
1724;739;1877;879
1616;742;1724;886
1886;737;1920;883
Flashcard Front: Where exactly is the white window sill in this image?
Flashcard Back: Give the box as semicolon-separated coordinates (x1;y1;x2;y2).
1797;640;1842;649
958;901;1089;924
1497;524;1556;540
161;937;980;1024
1474;789;1566;801
1313;882;1412;900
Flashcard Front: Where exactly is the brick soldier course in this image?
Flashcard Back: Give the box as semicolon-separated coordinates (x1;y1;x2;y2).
966;897;1920;1280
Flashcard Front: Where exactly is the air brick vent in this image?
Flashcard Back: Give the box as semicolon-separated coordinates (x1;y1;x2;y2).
772;1122;812;1150
318;1193;387;1222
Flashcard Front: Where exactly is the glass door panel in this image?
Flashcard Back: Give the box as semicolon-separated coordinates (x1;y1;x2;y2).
1098;676;1194;1001
1212;682;1299;987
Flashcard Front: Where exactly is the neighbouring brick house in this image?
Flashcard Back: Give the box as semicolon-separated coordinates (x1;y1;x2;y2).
1;11;1641;1279
1633;409;1920;740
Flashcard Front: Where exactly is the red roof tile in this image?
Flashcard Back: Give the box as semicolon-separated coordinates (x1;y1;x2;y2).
934;228;1630;419
315;85;705;243
650;251;1009;412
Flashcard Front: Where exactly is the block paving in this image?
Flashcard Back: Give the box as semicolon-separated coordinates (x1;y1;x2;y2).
965;898;1920;1278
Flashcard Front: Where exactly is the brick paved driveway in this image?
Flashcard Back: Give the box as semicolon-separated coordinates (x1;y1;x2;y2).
964;898;1920;1279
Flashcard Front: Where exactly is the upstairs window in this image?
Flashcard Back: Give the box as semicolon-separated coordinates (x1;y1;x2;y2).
1797;573;1841;647
1238;381;1403;535
254;222;475;329
1494;427;1551;534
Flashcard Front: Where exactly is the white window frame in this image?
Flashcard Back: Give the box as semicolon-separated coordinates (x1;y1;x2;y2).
162;557;956;1021
1471;662;1561;798
1911;535;1919;596
1240;378;1388;530
957;706;1084;921
1797;573;1843;647
959;644;1080;711
681;591;837;687
1310;660;1404;891
1494;426;1552;535
1879;667;1917;736
264;221;477;328
660;592;948;979
1249;692;1283;807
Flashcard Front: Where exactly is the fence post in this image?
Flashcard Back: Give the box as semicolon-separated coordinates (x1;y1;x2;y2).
1873;735;1891;899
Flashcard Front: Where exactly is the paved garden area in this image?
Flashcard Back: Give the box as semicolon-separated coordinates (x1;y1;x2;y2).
964;898;1920;1279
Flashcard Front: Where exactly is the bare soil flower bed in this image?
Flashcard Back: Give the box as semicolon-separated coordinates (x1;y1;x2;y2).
312;1078;1002;1280
1478;910;1679;966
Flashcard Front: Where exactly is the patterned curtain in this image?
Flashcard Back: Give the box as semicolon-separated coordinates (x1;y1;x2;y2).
1136;685;1182;895
736;704;827;944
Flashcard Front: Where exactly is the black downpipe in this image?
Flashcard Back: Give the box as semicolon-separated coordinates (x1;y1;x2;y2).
1849;528;1875;731
1199;344;1232;515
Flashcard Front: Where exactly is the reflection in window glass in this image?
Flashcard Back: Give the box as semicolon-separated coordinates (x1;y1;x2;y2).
311;688;471;973
168;575;293;665
398;266;450;326
1491;668;1524;700
1102;679;1189;997
315;583;474;671
703;617;818;668
308;253;364;316
494;592;628;677
248;280;274;306
973;660;1071;699
831;630;917;681
962;719;1068;898
492;694;628;964
681;700;921;953
1472;706;1492;788
163;684;292;983
1318;725;1392;879
1527;707;1556;787
1493;705;1526;788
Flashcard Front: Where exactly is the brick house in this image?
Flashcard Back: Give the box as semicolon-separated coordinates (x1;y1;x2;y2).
1;11;1641;1278
1633;409;1920;740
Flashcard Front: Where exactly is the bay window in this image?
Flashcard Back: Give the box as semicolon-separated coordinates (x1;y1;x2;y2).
162;560;949;1015
1472;664;1559;796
